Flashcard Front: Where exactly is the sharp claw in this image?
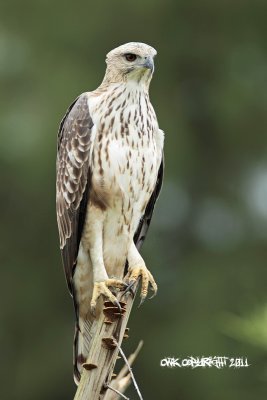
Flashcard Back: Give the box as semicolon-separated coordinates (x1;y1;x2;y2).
148;289;157;300
138;296;146;308
124;281;136;296
148;293;156;300
120;282;129;291
113;298;122;313
124;267;157;306
90;280;127;314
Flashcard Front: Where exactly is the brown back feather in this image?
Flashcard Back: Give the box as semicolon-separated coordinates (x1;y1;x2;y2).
56;93;93;296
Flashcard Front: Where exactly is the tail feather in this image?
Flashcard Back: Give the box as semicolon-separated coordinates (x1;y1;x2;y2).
73;316;94;384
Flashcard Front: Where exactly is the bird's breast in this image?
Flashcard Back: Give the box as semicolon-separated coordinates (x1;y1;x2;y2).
90;93;159;211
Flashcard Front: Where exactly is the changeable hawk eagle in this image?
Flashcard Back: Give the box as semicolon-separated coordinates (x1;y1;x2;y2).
56;42;164;383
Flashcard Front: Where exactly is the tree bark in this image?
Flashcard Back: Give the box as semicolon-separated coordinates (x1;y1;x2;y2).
74;282;140;400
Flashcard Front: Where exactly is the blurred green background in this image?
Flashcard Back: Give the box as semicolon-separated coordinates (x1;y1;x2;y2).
1;0;267;399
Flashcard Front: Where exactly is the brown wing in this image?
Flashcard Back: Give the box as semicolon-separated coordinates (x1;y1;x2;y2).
134;153;164;250
56;93;93;295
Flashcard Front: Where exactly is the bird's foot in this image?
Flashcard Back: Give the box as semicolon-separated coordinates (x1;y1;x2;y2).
125;263;157;306
90;279;127;315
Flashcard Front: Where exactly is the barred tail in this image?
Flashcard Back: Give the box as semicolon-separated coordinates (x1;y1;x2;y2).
73;316;93;384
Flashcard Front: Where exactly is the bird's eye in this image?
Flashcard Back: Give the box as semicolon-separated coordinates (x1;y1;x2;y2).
124;53;137;62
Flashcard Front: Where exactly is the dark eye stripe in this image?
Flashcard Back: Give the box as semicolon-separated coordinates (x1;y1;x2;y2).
125;53;137;62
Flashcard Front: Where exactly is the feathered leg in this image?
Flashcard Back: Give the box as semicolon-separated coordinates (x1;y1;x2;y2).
83;204;127;314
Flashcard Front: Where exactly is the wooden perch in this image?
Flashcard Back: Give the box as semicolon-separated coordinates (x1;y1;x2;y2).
74;281;142;400
104;340;143;400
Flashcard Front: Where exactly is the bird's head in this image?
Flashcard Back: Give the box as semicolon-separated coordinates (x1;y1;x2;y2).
102;42;157;87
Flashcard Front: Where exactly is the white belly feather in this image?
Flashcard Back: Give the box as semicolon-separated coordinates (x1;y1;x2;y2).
103;127;158;276
86;84;163;277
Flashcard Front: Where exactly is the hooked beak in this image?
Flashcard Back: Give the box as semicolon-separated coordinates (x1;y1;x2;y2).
143;57;154;72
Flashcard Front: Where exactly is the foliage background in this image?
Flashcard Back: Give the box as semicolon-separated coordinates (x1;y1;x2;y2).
1;0;267;399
